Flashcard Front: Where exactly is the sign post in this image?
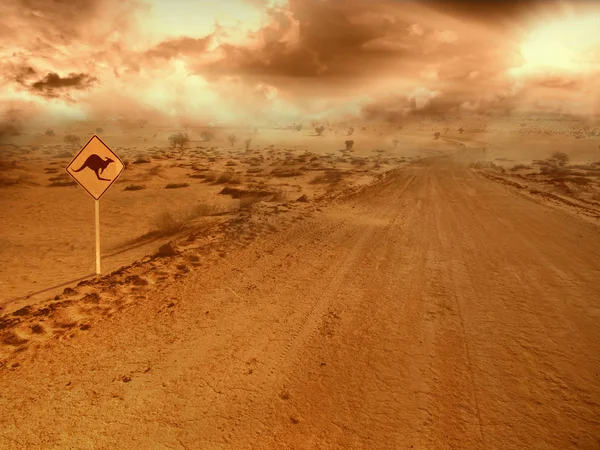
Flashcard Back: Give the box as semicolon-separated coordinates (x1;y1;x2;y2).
66;135;124;275
95;200;101;274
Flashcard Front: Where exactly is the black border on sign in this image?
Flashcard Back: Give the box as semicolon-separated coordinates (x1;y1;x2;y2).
65;134;125;201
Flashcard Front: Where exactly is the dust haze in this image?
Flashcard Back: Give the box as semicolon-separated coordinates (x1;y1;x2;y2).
1;1;600;448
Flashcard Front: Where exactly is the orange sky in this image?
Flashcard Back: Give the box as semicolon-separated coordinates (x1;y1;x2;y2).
1;0;599;135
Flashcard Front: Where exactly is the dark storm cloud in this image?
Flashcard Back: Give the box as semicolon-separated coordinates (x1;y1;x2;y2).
417;0;567;26
30;72;97;96
192;0;453;90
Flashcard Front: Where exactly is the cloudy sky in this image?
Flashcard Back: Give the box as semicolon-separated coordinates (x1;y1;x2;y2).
1;0;599;132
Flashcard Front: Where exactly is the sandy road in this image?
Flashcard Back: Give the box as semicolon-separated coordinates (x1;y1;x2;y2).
1;154;599;449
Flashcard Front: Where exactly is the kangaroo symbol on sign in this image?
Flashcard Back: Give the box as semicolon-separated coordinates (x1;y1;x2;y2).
72;154;114;181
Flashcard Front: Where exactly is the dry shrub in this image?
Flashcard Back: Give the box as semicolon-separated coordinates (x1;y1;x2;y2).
152;210;188;236
271;168;302;177
191;202;230;217
310;169;344;184
239;194;265;209
124;184;146;191
49;180;76;187
215;172;241;184
165;183;190;189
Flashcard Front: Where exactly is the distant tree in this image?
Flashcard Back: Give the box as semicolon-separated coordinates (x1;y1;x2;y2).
392;139;399;148
45;128;54;137
244;138;252;150
228;134;237;146
96;127;103;133
345;140;354;151
551;151;569;166
168;132;189;149
458;127;464;134
315;125;325;136
295;124;303;131
64;134;81;147
433;131;441;140
200;130;215;141
347;127;354;136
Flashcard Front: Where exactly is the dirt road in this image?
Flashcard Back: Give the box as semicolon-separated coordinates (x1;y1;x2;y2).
1;154;599;449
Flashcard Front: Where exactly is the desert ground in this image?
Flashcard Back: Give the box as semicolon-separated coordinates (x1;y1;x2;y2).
1;122;599;449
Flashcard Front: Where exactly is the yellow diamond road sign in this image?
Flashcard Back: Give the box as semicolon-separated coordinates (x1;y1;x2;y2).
66;135;124;200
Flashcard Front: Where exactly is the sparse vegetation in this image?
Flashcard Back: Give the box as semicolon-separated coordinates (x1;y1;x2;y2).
64;134;81;147
49;180;77;187
124;184;146;191
215;172;241;184
244;138;252;150
200;130;215;141
310;169;344;184
511;164;530;171
45;128;55;137
152;211;188;236
169;132;189;150
345;140;354;151
314;125;325;136
228;134;237;146
165;183;190;189
551;151;569;166
133;156;151;164
392;139;399;148
271;168;302;178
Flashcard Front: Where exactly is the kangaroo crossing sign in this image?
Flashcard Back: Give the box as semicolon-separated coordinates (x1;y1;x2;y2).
66;135;124;200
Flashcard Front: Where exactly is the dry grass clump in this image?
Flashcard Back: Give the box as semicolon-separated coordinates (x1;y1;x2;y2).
49;180;77;187
215;172;241;184
271;168;302;178
152;211;188;236
310;169;345;184
124;184;146;191
191;202;231;217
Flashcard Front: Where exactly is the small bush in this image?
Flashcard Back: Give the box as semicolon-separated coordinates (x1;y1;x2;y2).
192;202;229;216
64;134;81;147
551;151;569;166
271;169;302;177
310;169;344;184
96;127;104;133
152;211;187;235
54;151;73;158
49;180;76;187
240;194;266;209
228;134;237;146
45;128;55;137
215;172;241;184
165;183;190;189
511;164;530;171
124;184;146;191
200;130;215;141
